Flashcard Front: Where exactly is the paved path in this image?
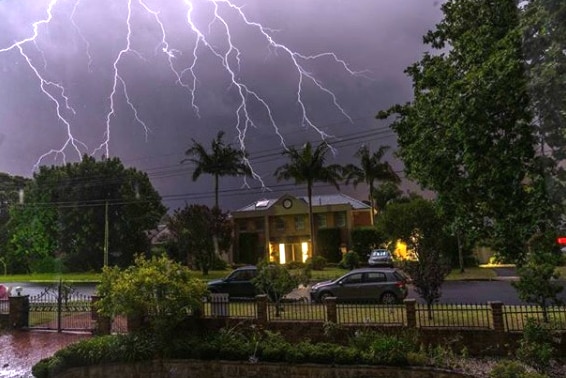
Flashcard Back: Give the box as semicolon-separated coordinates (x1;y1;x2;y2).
0;331;89;378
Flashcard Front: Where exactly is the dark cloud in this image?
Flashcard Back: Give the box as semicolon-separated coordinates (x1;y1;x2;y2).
0;0;443;211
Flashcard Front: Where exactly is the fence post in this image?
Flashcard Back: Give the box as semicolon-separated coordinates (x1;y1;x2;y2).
8;295;29;329
91;296;111;335
489;301;504;332
256;295;268;325
404;298;417;328
325;297;337;323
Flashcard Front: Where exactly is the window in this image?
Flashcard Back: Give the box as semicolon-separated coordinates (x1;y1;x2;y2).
275;217;285;232
342;273;362;284
365;272;387;283
316;214;327;228
335;212;346;227
238;220;248;232
295;215;305;230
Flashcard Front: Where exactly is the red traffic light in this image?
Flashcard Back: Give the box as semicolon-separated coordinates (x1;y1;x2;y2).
558;237;566;245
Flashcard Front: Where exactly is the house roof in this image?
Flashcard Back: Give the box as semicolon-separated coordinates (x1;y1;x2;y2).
234;193;370;212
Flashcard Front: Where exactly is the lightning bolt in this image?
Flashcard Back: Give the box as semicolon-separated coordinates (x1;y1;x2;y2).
1;0;365;179
0;0;85;170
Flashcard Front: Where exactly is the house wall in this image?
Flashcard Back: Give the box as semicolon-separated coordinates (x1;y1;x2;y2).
231;197;372;264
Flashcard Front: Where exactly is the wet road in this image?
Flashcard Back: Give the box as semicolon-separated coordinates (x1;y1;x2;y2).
0;331;89;378
0;283;97;298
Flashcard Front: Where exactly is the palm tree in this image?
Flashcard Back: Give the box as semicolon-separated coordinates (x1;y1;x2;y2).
274;141;342;257
182;131;251;209
342;145;400;223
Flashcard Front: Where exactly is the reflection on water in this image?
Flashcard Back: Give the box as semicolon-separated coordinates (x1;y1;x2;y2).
0;331;90;378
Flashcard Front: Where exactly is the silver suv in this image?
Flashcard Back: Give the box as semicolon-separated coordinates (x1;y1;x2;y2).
310;268;409;304
368;249;394;267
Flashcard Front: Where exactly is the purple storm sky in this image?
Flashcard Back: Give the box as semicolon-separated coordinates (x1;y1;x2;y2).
0;0;443;211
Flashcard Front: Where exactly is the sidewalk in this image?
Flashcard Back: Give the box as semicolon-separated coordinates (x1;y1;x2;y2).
490;267;519;281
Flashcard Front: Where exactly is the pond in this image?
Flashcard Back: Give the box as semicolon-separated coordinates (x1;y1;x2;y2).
0;331;90;378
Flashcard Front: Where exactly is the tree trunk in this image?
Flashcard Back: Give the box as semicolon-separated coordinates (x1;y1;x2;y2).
457;230;465;273
308;183;316;257
213;175;220;257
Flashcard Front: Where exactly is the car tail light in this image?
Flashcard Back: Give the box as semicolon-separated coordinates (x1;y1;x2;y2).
395;281;406;289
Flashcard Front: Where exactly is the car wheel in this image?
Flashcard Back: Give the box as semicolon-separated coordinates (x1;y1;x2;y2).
319;291;333;303
380;292;398;305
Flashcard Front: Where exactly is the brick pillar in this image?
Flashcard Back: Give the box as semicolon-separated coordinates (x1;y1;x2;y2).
256;295;268;325
404;299;417;328
489;301;504;332
91;296;111;335
9;295;29;329
325;297;337;323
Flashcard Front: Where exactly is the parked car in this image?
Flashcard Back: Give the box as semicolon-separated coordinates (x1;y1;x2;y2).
207;266;258;299
310;268;409;304
367;249;394;267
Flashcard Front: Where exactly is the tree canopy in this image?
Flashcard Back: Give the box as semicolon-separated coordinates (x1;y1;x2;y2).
342;145;400;221
182;131;251;209
274;141;342;256
5;156;165;273
167;204;232;275
377;0;556;263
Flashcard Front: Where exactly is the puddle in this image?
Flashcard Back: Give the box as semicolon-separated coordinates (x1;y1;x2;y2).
0;331;90;378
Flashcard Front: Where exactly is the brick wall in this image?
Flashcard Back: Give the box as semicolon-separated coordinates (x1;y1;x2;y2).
57;360;475;378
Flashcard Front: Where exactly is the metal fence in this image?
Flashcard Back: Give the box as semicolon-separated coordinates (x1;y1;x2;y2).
337;302;405;325
504;305;566;331
197;297;566;332
268;301;326;322
202;295;257;318
0;299;8;314
415;303;493;329
28;282;94;332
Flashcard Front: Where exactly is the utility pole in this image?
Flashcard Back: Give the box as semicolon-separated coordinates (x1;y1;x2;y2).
104;200;109;267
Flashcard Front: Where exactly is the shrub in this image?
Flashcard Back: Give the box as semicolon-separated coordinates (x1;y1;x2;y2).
316;228;342;263
285;261;306;270
32;334;154;378
306;255;327;270
339;251;360;270
516;318;555;373
96;255;208;338
489;360;547;378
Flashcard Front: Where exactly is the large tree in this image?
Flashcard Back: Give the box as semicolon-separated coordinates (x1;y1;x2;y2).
342;145;400;223
521;0;566;212
274;141;342;256
376;197;452;315
6;156;165;272
182;131;251;209
0;173;30;272
377;0;547;264
167;204;232;275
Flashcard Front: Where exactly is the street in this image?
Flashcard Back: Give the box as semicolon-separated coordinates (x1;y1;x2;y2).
4;279;566;306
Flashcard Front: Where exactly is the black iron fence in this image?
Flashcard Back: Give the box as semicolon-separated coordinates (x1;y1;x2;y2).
201;296;566;332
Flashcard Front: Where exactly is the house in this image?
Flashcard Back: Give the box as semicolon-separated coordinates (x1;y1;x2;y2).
230;193;372;264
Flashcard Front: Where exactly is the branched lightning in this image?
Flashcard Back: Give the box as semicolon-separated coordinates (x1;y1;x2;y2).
1;0;365;180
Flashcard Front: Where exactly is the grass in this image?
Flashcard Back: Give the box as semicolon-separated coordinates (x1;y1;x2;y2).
445;266;498;281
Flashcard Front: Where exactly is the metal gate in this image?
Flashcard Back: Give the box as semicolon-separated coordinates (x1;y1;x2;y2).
28;281;94;332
